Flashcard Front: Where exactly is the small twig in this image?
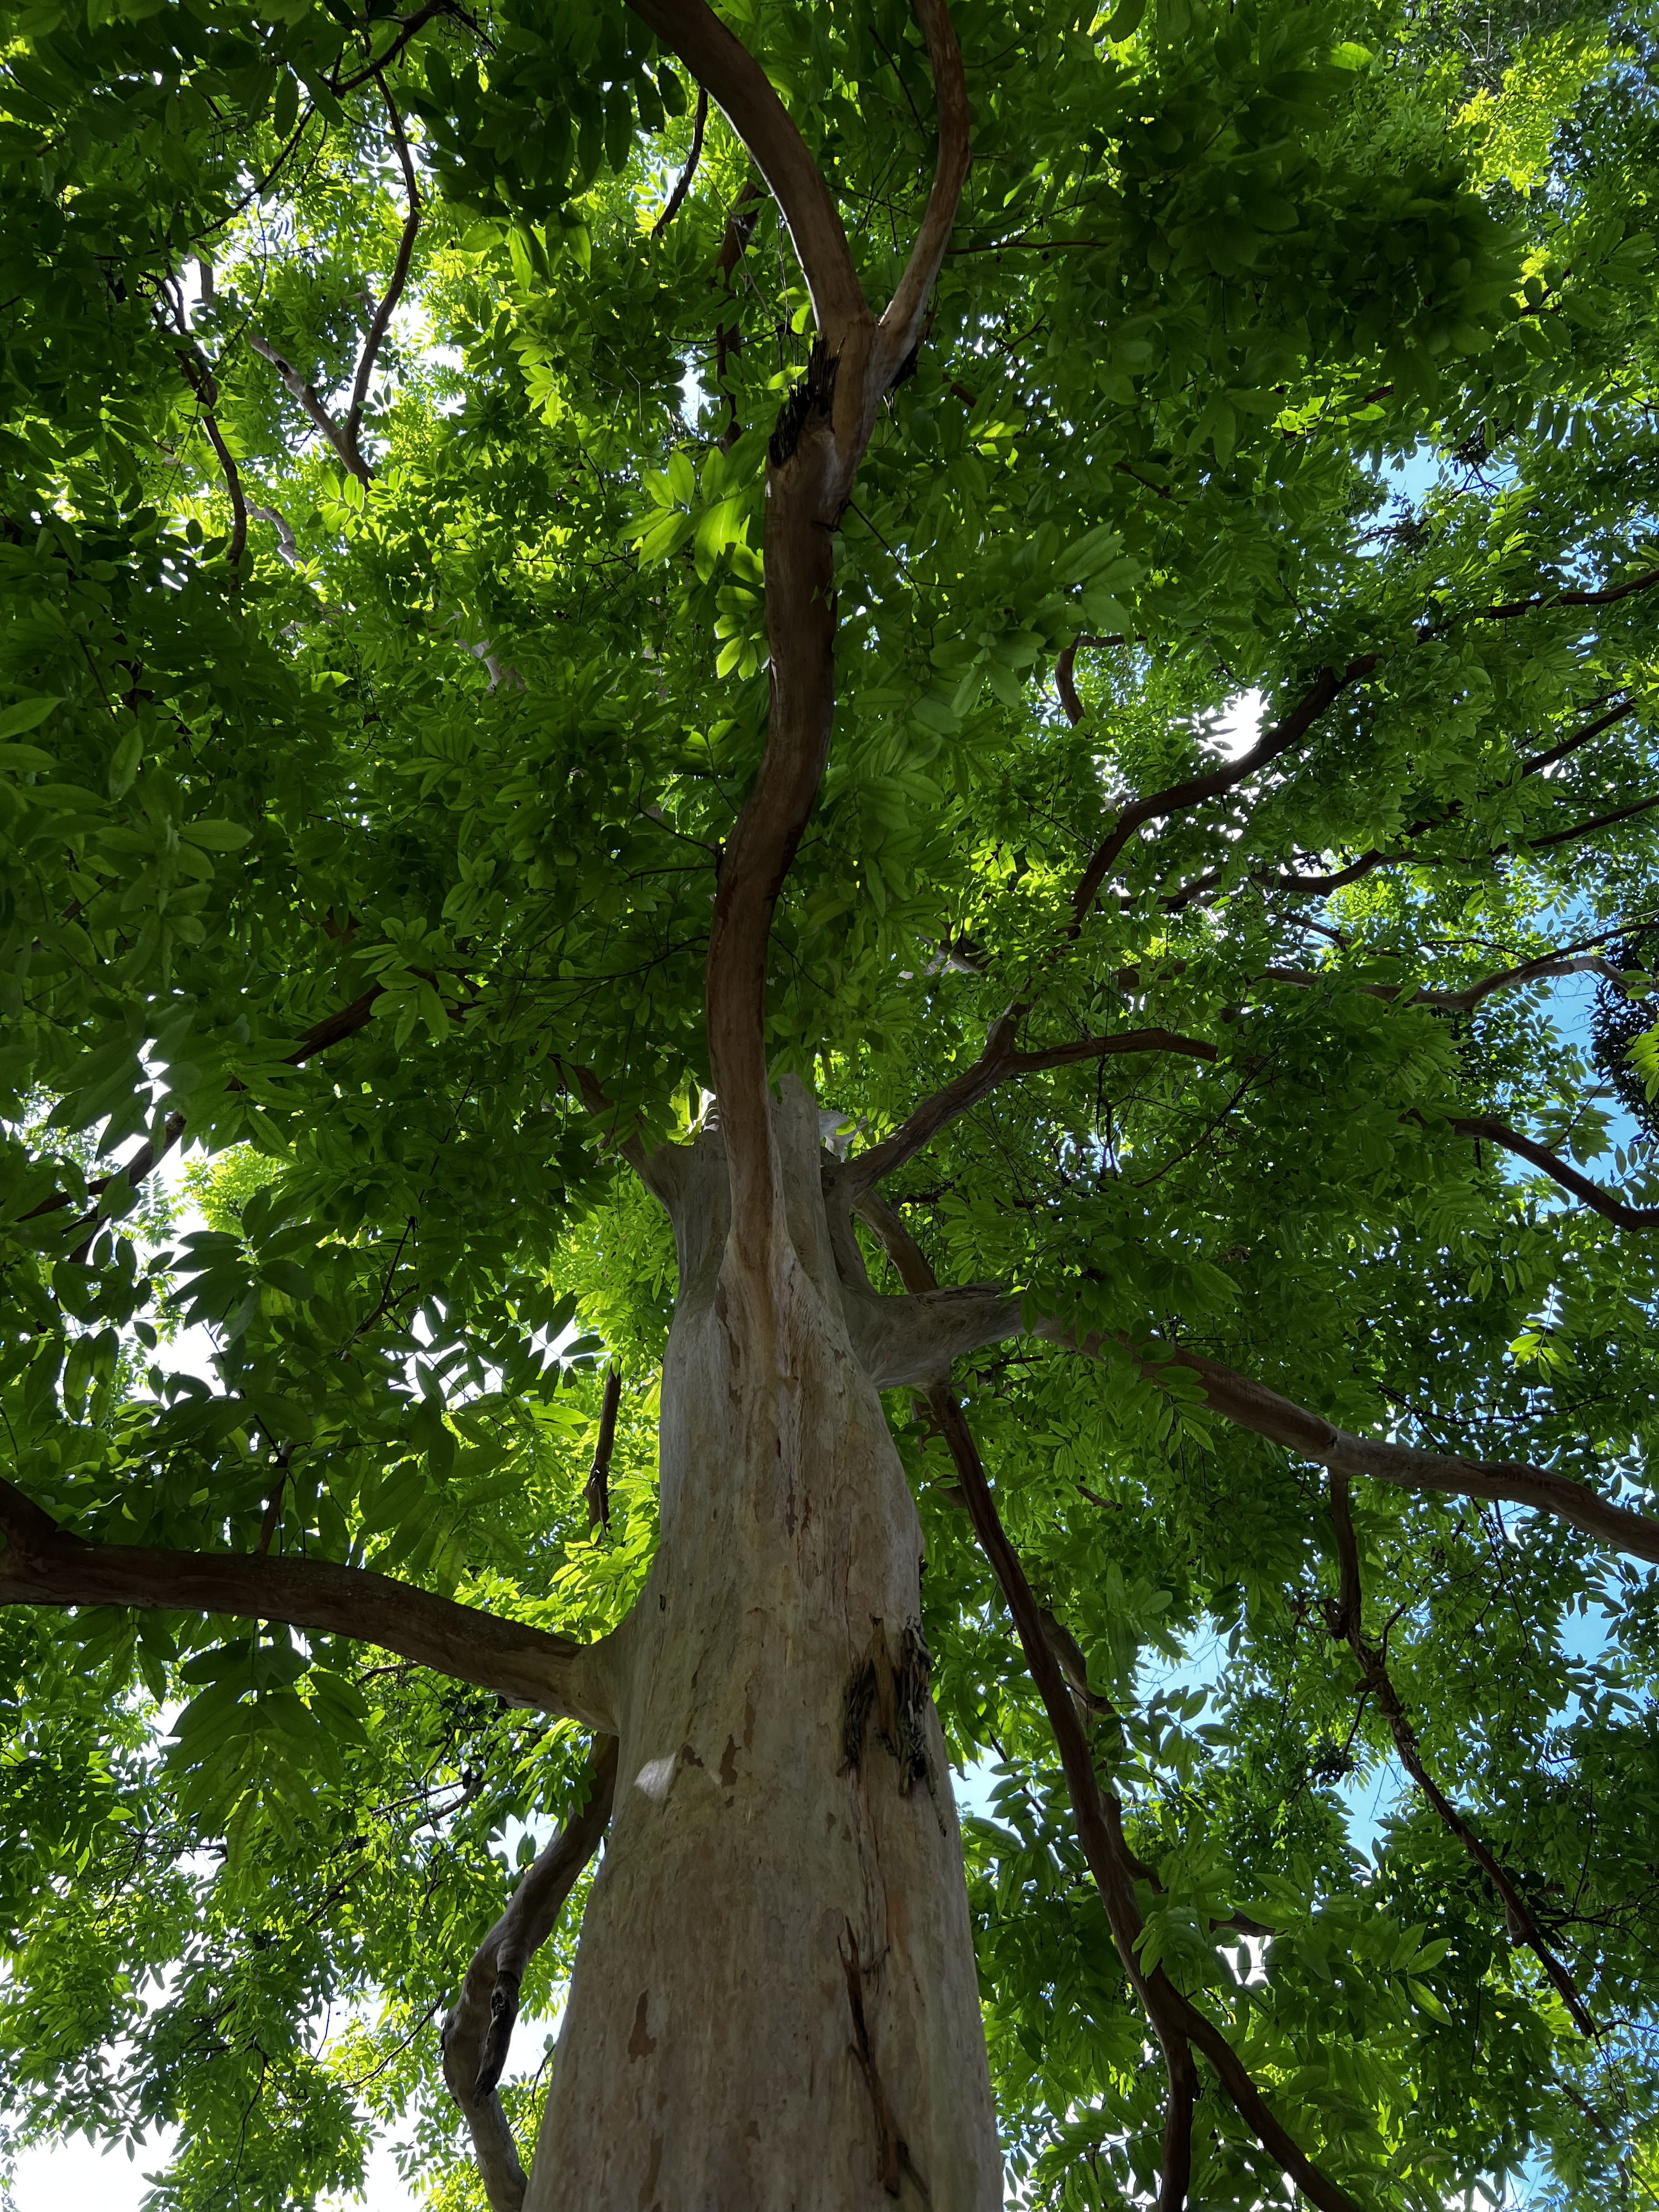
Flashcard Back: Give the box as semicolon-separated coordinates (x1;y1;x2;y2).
653;83;708;236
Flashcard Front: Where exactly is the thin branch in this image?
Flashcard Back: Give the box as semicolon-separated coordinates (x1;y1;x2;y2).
1517;696;1637;777
930;1390;1360;2212
839;1014;1218;1198
1055;632;1124;728
1177;688;1647;911
1326;1472;1598;2036
1097;1342;1659;1566
155;301;247;570
248;503;299;567
441;1739;618;2212
653;82;707;236
1480;566;1659;622
0;1477;614;1726
23;984;387;1233
343;74;422;462
1070;655;1379;930
335;0;465;94
1452;1115;1659;1230
1254;951;1633;1015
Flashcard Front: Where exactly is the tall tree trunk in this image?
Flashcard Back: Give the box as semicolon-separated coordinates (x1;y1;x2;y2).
528;1082;1000;2208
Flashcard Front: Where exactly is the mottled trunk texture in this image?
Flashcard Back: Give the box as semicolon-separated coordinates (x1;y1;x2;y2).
526;1081;1001;2209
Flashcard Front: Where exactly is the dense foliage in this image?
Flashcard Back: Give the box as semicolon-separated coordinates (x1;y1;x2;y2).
2;0;1658;2203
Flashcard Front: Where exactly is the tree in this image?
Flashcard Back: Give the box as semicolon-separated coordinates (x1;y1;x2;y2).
1;0;1657;2202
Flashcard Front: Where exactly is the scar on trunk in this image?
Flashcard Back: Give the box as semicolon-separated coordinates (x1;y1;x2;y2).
839;1620;946;1833
839;1919;931;2202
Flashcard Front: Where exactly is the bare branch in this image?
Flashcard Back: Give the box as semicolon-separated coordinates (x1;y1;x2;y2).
442;1739;618;2211
0;1477;615;1727
838;1016;1218;1198
1326;1473;1598;2034
653;82;707;236
929;1389;1359;2212
1071;655;1379;930
1452;1115;1659;1230
343;75;422;463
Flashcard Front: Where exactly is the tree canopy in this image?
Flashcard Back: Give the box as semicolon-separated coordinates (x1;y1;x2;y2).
2;0;1659;2204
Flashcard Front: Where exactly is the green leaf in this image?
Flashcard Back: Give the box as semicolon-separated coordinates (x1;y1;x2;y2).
0;697;59;739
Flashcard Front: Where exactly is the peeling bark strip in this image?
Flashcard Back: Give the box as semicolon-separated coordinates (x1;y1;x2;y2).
840;1921;931;2201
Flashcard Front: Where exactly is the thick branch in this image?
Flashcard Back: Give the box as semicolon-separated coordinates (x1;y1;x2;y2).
343;75;422;462
1326;1474;1597;2034
872;0;970;380
840;1016;1218;1198
1070;656;1379;928
0;1477;614;1727
1453;1115;1659;1229
930;1390;1358;2212
442;1739;618;2211
248;332;367;484
626;0;867;338
680;4;967;1268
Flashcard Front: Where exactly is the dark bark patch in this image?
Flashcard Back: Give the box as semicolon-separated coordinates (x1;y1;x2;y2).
769;337;839;469
719;1733;740;1786
638;2132;663;2210
628;1990;658;2058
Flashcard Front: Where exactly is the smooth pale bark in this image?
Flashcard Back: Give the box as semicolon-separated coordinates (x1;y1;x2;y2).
526;1082;1000;2209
